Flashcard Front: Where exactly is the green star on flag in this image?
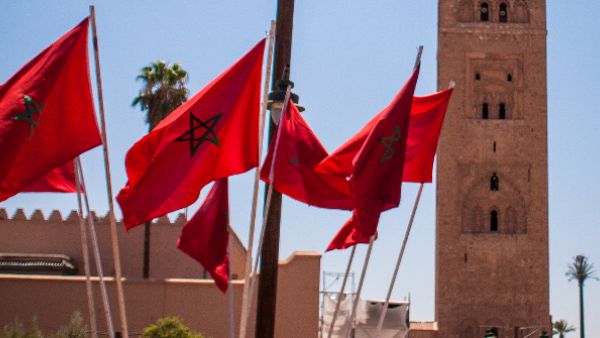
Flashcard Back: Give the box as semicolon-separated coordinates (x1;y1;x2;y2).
12;95;44;138
379;124;401;163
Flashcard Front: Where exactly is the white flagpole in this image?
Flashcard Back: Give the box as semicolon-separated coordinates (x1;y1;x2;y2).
327;245;356;338
74;158;98;338
89;6;129;337
239;20;276;338
345;235;376;338
75;158;115;338
373;183;424;337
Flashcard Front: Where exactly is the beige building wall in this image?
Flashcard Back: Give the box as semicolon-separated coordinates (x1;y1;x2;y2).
436;1;550;337
0;209;320;338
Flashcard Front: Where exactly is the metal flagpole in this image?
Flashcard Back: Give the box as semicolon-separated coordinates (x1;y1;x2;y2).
345;235;376;338
227;232;235;338
238;20;276;338
373;183;424;337
74;158;98;338
75;158;115;338
327;245;357;338
89;6;129;337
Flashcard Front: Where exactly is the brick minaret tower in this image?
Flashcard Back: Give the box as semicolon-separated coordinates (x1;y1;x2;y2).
436;1;550;337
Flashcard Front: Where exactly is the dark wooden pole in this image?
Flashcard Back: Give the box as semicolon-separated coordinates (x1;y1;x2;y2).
254;0;294;337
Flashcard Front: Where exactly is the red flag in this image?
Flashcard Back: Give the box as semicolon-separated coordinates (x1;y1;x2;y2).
117;39;265;229
177;179;230;292
22;161;78;193
260;100;353;210
325;66;420;251
403;88;453;183
0;18;101;202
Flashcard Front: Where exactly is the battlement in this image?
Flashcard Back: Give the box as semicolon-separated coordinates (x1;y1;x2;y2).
0;208;186;225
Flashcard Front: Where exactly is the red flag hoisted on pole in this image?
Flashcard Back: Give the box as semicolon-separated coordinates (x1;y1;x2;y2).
177;179;230;292
321;65;421;251
22;161;78;193
260;100;353;210
403;88;453;183
117;39;265;230
0;18;102;202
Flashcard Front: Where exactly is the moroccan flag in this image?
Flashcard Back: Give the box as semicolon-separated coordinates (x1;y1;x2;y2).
260;100;353;210
117;39;265;229
0;18;101;202
403;88;453;183
23;161;78;193
177;179;230;292
324;65;420;251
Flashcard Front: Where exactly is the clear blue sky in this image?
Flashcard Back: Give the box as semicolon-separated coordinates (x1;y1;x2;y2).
1;1;598;336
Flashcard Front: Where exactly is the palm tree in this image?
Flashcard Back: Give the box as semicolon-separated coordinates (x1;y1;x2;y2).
566;255;597;338
132;60;189;278
553;319;575;338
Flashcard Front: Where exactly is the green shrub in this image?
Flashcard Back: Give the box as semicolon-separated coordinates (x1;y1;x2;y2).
49;312;87;338
0;319;43;338
143;317;204;338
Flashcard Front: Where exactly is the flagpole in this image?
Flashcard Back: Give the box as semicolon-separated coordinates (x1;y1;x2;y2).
74;158;98;338
89;6;129;337
327;245;356;338
75;158;115;338
345;235;376;338
238;20;276;338
227;232;235;338
373;183;424;338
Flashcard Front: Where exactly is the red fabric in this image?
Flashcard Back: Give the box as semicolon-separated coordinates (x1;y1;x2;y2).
403;88;453;183
117;39;265;229
177;179;230;292
23;161;78;193
325;66;420;251
260;100;352;210
0;18;101;201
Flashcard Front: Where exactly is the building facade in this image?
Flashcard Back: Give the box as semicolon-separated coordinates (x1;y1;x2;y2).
436;1;550;337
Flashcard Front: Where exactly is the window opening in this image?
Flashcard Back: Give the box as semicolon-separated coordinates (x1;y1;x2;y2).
490;172;499;191
499;103;506;119
490;210;499;232
499;3;508;22
507;73;513;82
480;2;490;21
482;103;489;119
493;141;496;153
476;72;481;80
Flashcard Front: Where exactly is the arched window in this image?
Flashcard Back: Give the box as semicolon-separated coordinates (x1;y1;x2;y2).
507;73;513;82
499;3;508;22
476;72;481;80
480;2;489;21
490;210;499;232
490;173;499;191
482;103;489;119
499;103;506;119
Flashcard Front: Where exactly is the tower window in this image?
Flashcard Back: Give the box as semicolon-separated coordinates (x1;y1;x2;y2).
480;3;489;21
507;73;513;82
490;210;499;232
475;72;481;80
493;141;496;153
482;103;489;119
499;103;506;119
490;173;499;191
499;3;508;22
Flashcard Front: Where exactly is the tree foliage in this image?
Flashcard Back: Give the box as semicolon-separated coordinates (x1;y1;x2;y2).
0;319;42;338
49;312;87;338
132;60;189;131
553;319;576;338
143;317;205;338
566;255;597;287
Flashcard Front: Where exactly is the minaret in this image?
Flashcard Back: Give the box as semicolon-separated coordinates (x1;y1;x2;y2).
436;1;550;337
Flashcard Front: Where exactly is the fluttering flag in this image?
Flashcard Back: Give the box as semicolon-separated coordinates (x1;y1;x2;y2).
0;18;101;202
321;65;421;251
117;39;265;229
177;179;230;292
403;88;453;183
260;100;353;210
23;162;78;193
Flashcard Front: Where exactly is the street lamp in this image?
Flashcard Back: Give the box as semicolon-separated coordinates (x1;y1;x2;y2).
539;331;549;338
267;66;304;123
484;328;498;338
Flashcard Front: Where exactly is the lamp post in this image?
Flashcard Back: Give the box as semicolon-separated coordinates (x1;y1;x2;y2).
484;328;498;338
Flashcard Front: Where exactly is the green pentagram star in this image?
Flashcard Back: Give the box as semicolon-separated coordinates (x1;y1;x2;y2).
12;95;44;138
379;124;401;163
175;112;223;156
289;156;299;165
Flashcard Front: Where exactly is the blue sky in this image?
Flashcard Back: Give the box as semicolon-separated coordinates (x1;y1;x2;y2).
1;1;599;336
